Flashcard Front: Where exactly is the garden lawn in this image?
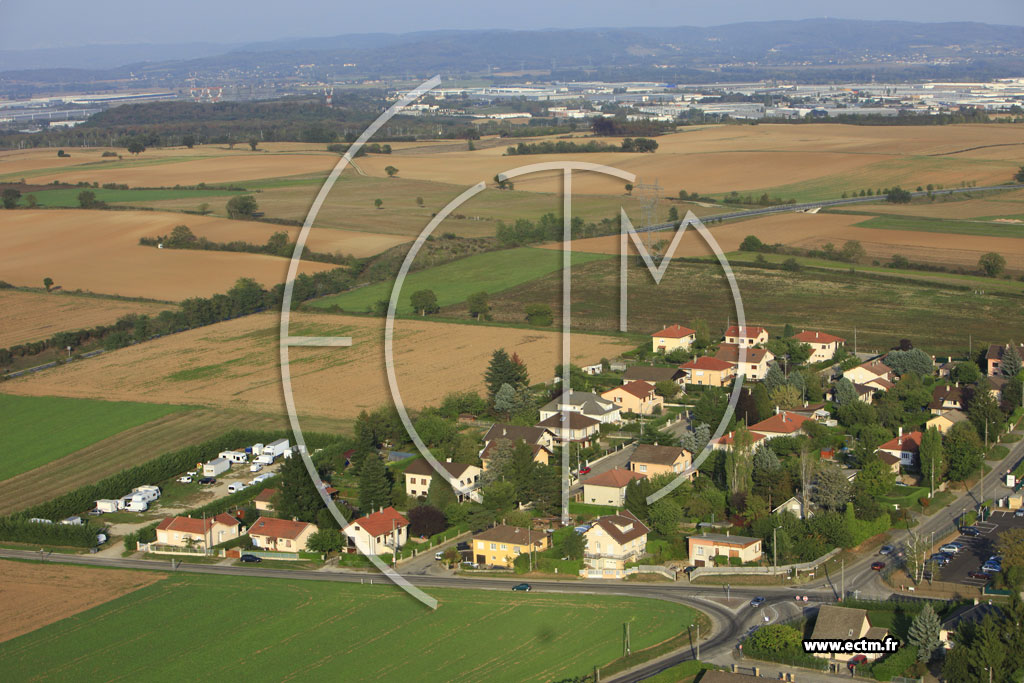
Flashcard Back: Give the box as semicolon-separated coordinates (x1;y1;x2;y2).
311;247;610;315
0;393;190;481
0;572;697;683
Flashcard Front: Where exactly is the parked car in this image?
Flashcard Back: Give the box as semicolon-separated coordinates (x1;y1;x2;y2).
981;564;1001;573
871;562;886;571
250;464;263;473
579;466;592;476
239;554;261;563
988;555;1003;564
512;583;532;592
199;477;216;485
848;654;868;671
939;544;960;555
749;597;765;607
435;551;444;561
879;545;894;555
961;526;980;536
929;555;951;567
227;482;247;494
968;571;992;580
1016;509;1024;518
177;476;192;484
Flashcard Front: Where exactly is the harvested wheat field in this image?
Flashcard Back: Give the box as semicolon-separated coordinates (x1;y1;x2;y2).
0;210;335;300
2;312;634;420
0;291;173;347
540;211;863;257
834;190;1024;220
23;150;338;187
0;559;165;643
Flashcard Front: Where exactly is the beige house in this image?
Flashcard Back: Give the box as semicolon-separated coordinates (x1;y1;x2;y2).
253;488;277;512
583;510;649;578
986;343;1024;376
711;429;768;451
878;429;922;468
249;516;318;553
843;359;893;385
793;330;846;363
748;411;812;440
810;604;890;666
651;324;696;353
926;410;969;434
155;513;241;550
581;468;646;506
629;444;694;479
687;532;762;567
601;381;663;416
724;324;768;347
536;412;601;445
714;344;775;380
483;423;556;451
772;495;810;519
343;507;409;555
679;356;736;387
403;458;481;501
472;525;548;568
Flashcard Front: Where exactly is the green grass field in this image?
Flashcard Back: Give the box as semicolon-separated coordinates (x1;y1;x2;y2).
25;187;243;207
852;214;1024;239
0;572;698;682
0;394;190;481
462;258;1024;355
311;247;610;314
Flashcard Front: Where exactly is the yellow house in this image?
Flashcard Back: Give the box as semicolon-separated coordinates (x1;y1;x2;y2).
925;410;969;434
793;330;846;363
472;525;548;568
601;381;663;416
629;444;694;479
155;513;241;550
651;324;696;353
403;458;481;501
724;324;768;347
582;510;649;578
687;532;762;566
843;359;893;385
809;605;890;666
714;344;775;381
679;356;736;387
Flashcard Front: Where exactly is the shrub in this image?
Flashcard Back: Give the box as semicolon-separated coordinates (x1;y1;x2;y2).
0;517;101;547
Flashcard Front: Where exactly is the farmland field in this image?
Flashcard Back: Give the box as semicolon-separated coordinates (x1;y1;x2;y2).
312;247;611;314
0;312;634;420
0;393;191;482
0;571;698;682
0;290;173;347
848;214;1024;239
19;186;244;207
0;407;312;516
0;209;336;300
0;560;164;644
457;257;1024;355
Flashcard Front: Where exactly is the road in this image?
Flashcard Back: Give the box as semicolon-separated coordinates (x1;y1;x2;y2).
636;184;1021;234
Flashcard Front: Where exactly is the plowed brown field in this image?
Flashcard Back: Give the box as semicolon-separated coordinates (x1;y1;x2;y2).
0;559;164;643
0;291;172;347
0;210;336;300
1;312;633;420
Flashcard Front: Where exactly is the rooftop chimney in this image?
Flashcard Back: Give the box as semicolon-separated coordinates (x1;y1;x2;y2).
898;426;903;438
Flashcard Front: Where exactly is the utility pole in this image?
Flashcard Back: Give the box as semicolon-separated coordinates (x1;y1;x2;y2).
841;559;845;601
695;622;700;660
773;526;778;571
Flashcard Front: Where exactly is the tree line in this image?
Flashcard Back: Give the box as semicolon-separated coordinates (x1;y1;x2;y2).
505;137;658;156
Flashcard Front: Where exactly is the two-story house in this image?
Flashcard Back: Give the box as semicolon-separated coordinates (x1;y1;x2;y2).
601;381;663;416
629;444;694;479
472;525;548;568
650;324;696;353
809;605;890;667
714;344;775;381
582;510;649;578
877;428;922;468
792;330;846;363
581;468;647;506
679;356;736;387
343;507;409;555
539;390;621;425
403;458;481;501
724;324;768;347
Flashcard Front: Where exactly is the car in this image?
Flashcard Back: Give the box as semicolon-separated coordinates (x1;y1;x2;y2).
968;571;992;580
239;554;261;563
750;597;765;607
512;583;532;592
879;545;894;555
87;508;103;516
435;551;444;561
187;471;197;477
895;481;908;487
579;466;592;476
848;654;868;670
961;526;980;536
199;477;216;485
988;555;1003;564
683;565;696;574
939;544;960;555
177;475;192;484
981;565;1001;574
1016;509;1024;518
871;561;885;571
250;463;263;473
929;556;951;567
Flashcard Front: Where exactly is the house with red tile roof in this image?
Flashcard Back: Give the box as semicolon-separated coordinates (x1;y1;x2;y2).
651;324;696;353
253;488;277;512
714;343;775;380
155;513;241;550
249;516;319;553
724;325;768;347
343;507;409;555
748;411;812;440
582;510;650;578
679;356;736;387
793;330;846;363
601;381;663;415
711;430;768;451
581;468;647;507
878;429;922;467
843;359;893;386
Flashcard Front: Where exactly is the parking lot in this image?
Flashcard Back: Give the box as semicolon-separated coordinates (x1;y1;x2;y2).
932;510;1024;587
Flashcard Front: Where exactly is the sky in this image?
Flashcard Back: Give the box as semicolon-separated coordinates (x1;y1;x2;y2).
1;0;1023;51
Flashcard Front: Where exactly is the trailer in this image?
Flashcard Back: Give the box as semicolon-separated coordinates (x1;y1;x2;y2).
251;443;265;456
130;485;161;502
254;452;279;466
263;439;289;459
220;450;249;464
61;516;83;525
95;499;119;514
125;497;149;512
203;457;231;477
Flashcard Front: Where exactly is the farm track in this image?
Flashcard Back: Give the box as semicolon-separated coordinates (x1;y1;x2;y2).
0;409;290;515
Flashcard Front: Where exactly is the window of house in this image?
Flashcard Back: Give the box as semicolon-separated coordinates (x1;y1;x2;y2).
490;543;496;550
500;544;507;551
285;540;291;547
637;464;647;473
697;546;704;555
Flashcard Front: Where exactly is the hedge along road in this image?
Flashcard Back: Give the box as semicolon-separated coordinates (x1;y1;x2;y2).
636;184;1022;235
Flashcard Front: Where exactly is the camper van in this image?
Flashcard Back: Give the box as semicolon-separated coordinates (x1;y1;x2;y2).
227;482;247;494
220;450;249;464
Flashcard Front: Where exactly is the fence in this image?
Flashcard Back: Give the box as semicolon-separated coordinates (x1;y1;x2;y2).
687;547;841;581
139;542;220;556
623;565;677;581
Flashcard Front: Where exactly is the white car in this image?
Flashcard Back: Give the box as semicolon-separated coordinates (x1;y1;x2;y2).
177;476;193;484
187;471;197;477
250;463;263;473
